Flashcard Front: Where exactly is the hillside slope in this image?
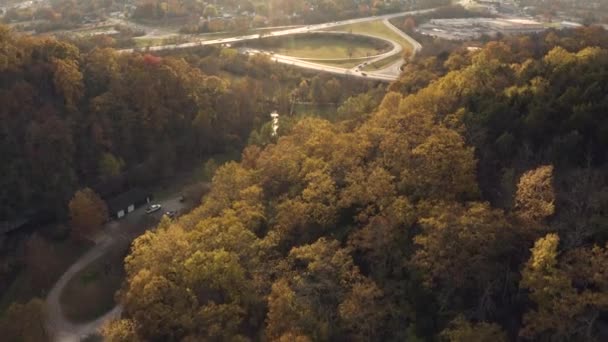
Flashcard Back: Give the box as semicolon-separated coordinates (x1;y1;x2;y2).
107;27;608;341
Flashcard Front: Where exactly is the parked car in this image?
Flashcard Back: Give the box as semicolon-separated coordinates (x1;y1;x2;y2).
145;204;162;214
165;210;178;219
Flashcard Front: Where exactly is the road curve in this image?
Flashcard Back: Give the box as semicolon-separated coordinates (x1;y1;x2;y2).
242;20;422;82
370;19;423;78
46;237;122;342
384;18;423;56
242;50;397;82
116;9;429;81
46;196;185;341
117;8;433;53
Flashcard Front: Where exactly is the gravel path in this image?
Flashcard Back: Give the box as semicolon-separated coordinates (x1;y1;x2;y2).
46;196;185;341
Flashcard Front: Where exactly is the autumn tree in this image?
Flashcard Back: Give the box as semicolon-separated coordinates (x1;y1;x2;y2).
441;316;507;342
122;269;198;340
400;127;479;201
266;238;386;341
102;319;140;342
412;201;515;316
68;188;108;238
116;207;264;341
54;26;608;342
515;165;555;225
552;168;608;248
52;57;83;110
520;233;608;340
0;298;48;342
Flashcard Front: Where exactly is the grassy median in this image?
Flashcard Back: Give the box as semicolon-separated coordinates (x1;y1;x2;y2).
330;20;412;70
246;33;389;59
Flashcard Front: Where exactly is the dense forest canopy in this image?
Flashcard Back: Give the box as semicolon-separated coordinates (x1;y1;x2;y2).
1;12;608;341
0;27;253;219
0;26;380;221
94;26;608;341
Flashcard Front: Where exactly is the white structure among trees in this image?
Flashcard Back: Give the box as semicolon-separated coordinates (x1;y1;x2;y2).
270;111;279;137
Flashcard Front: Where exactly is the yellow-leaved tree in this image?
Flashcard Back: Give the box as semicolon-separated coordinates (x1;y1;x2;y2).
515;165;555;225
68;188;108;239
520;233;608;340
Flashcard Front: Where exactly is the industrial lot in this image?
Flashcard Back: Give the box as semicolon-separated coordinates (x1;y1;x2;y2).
417;17;570;40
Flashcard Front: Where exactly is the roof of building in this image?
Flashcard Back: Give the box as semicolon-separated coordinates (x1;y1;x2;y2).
0;218;30;235
106;188;150;212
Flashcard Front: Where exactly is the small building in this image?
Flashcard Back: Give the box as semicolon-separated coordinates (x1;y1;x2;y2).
107;188;151;219
270;111;279;137
0;218;30;236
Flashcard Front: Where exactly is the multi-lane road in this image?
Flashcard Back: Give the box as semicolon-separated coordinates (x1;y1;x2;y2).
119;9;433;81
239;28;406;82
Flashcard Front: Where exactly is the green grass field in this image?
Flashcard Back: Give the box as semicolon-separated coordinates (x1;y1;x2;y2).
330;20;412;70
252;35;389;59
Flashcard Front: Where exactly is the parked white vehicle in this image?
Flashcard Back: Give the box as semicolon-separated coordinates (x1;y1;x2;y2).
145;204;162;214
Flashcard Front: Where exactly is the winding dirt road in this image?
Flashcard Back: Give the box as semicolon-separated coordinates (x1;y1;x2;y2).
46;196;185;341
46;236;122;342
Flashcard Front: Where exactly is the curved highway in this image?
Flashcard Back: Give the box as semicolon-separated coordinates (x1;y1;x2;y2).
118;9;430;81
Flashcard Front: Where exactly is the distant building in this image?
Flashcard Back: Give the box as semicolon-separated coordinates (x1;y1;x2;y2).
418;17;545;40
485;18;545;34
106;188;151;219
270;111;279;137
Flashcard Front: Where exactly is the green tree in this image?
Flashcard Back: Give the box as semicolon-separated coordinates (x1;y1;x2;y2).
203;4;218;18
98;152;124;180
